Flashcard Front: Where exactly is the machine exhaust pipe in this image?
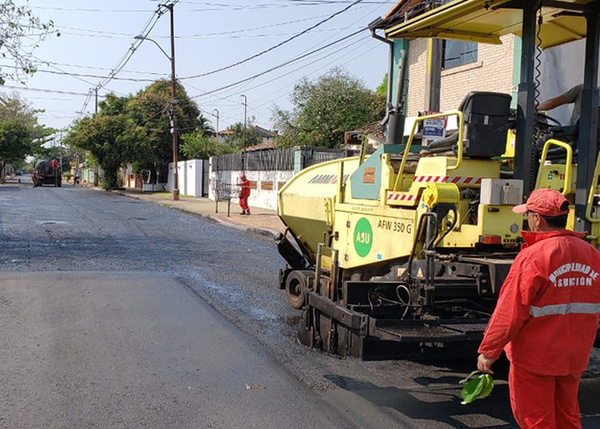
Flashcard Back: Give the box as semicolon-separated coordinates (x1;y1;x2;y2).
369;18;407;145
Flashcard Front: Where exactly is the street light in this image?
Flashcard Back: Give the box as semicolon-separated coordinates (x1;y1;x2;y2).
212;109;219;139
134;4;179;200
240;95;247;172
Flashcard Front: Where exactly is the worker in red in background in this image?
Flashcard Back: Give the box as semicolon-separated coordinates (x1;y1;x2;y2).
51;158;58;169
238;174;251;215
477;188;600;429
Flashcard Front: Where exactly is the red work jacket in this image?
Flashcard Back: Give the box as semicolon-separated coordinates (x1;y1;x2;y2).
479;229;600;375
240;179;250;198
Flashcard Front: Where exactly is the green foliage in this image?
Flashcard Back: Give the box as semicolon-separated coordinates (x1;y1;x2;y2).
66;79;208;188
180;130;225;159
272;67;385;148
0;1;59;85
128;79;202;181
0;93;51;174
197;115;215;137
0;120;32;164
376;74;388;97
222;118;262;150
64;94;142;190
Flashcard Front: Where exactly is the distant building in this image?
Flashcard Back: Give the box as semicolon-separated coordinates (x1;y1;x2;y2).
252;125;278;143
344;122;386;153
242;141;278;152
217;125;278;145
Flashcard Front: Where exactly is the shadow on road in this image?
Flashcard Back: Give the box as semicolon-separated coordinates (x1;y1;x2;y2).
325;367;515;428
325;356;600;429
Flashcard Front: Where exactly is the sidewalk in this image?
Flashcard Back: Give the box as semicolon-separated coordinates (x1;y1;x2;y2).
117;189;286;238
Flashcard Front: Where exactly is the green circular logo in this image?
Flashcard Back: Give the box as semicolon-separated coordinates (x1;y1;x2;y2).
354;217;373;257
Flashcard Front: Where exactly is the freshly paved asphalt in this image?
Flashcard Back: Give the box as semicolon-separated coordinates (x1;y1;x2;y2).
118;189;286;238
0;272;355;429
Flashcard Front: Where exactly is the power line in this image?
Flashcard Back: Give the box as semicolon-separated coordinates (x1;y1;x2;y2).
57;14;330;40
1;84;93;97
17;60;170;77
30;6;158;13
212;36;374;124
241;37;375;110
27;68;164;83
208;30;366;105
75;2;173;118
198;0;393;127
188;0;388;112
175;1;390;9
191;27;366;99
30;0;391;130
183;0;366;80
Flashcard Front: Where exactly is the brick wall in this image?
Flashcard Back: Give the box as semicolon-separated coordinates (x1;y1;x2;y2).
406;35;516;116
406;38;429;117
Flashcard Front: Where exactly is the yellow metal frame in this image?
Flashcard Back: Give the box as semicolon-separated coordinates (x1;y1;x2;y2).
535;139;574;195
394;110;465;192
586;151;600;241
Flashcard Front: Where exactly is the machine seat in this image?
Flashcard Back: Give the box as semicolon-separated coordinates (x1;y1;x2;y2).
427;92;512;158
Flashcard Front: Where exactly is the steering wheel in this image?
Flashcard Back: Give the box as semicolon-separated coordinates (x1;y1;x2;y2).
535;111;563;129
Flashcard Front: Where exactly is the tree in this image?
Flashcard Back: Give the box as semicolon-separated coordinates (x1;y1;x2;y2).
127;79;202;183
222;118;262;150
180;129;229;160
272;67;385;148
196;114;215;137
0;1;59;85
376;73;388;97
0;120;31;173
0;92;53;176
64;94;142;190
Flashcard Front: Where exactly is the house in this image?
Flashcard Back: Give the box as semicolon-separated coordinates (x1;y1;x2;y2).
243;141;277;152
252;125;278;143
378;0;585;129
217;125;278;145
344;122;386;153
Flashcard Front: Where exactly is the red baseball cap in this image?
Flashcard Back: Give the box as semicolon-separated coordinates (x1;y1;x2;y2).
513;188;569;216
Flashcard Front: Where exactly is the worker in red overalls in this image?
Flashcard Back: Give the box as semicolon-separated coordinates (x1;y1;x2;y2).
238;174;251;215
478;188;600;428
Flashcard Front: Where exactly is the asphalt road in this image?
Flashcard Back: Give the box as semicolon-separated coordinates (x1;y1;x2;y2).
2;179;600;428
0;272;352;429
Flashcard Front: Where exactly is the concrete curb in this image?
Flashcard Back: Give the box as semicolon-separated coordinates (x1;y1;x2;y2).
247;227;280;239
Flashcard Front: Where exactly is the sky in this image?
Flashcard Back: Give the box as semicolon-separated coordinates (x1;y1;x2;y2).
3;0;398;137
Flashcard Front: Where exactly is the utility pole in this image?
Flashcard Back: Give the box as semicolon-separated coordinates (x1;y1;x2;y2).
213;109;220;140
168;3;179;200
240;95;247;172
134;3;178;200
59;130;63;176
94;87;99;186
